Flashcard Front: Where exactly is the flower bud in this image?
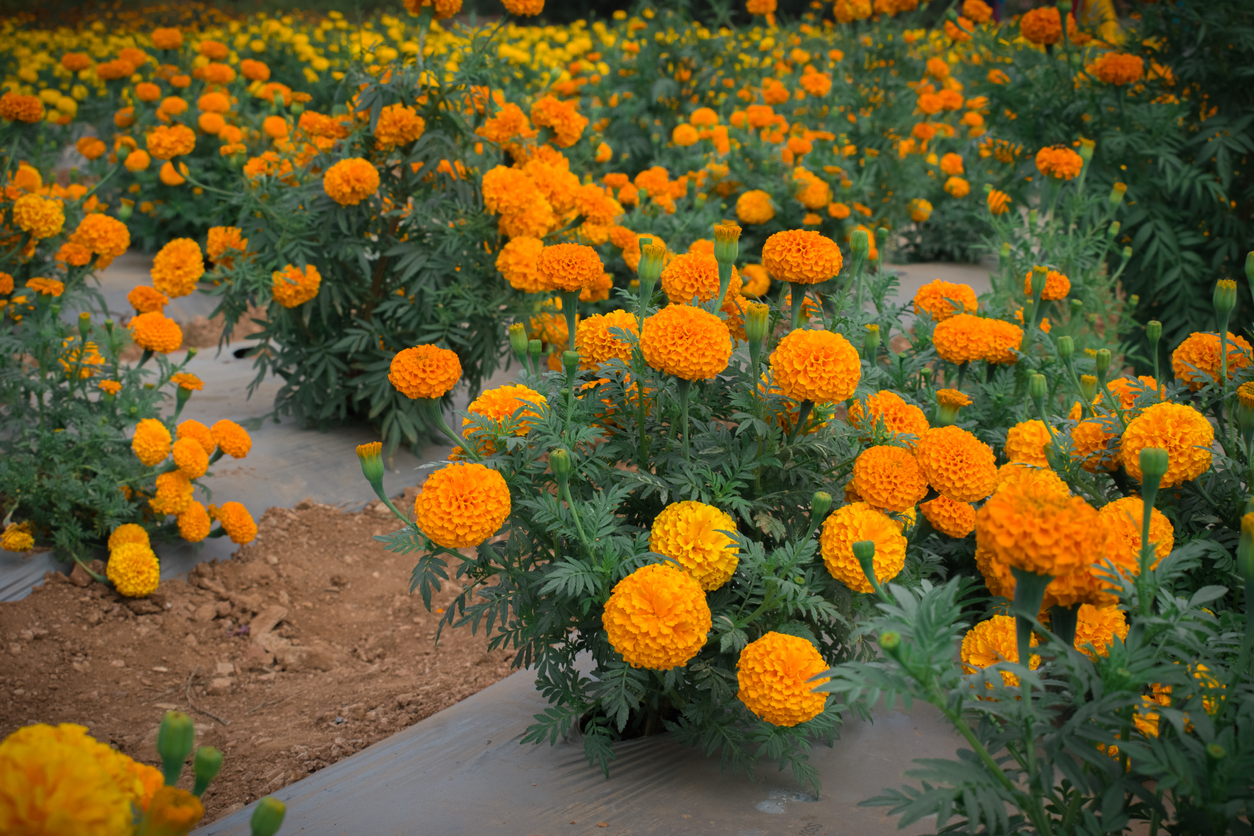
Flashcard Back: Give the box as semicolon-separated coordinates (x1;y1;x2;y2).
78;311;91;339
1077;135;1092;160
1070;298;1084;317
1214;279;1238;319
1139;447;1169;486
1207;743;1226;762
853;539;877;587
810;490;832;521
157;711;195;786
863;323;880;357
1121;245;1132;261
192;746;223;797
1056;335;1074;362
118;201;133;221
1237;511;1254;593
104;318;115;335
1108;181;1126;207
187;346;198;359
562;350;580;375
999;241;1011;260
878;630;901;656
850;228;869;256
116;143;131;162
1028;208;1038;227
1106;220;1120;240
1028;373;1048;402
1079;374;1098;403
1246;250;1254;284
509;322;528;362
1237;383;1254;446
250;797;287;836
527;339;542;364
1095;348;1111;378
1129;295;1139;308
1029;266;1048;298
744;301;769;344
355;441;385;491
638;240;665;284
712;219;741;265
549;447;573;481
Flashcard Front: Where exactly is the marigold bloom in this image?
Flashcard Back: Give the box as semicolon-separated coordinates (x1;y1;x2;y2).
0;91;44;122
852;446;928;512
1074;605;1128;659
128;312;182;353
1004;419;1054;467
975;477;1103;579
737;632;829;727
125;149;153;173
530;95;588;147
739;264;771;298
323;158;380;206
145;786;206;832
389;344;462;399
211;419;252;459
848;390;930;445
77;136;107;160
1069;414;1117;471
151;470;194;516
209;501;257;544
915;425;999;502
575;309;639;370
995;461;1070;499
650;501;740;591
271;263;321;308
150;238;204;299
920;495;976;538
987;189;1011;215
1035;146;1084;180
1020;6;1062;44
1;522;34;553
413;462;510;549
495;236;545;293
1098;496;1173;579
962;615;1038;687
820;502;907;593
463;384;547;451
108;542;161;597
769;328;860;403
660;252;743;306
108;523;149;551
963;0;992;22
1171;331;1252;389
374;103;426;150
206;226;248;267
735;189;775;225
913;279;978;321
640;305;732;381
937;388;972;409
171;437;209;479
70;213;130;268
604;563;710;670
503;0;545;14
131;418;172;466
1103;375;1164;412
931;314;991;364
536;243;604;293
13;194;64;240
173;501;209;543
152;27;183;49
1090;53;1144;86
177;419;216;457
239;59;270;83
25;277;64;297
1120;402;1213;487
146;124;196;159
1024;268;1071;301
983;319;1024;365
761;229;843;285
0;725;134;832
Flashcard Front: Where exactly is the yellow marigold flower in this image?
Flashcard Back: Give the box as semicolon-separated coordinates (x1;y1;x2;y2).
271;263;321;308
852;446;928;512
323;158;380;206
913;279;978;321
12;194;64;239
128;312;183;353
1024;268;1070;301
640;305;732;381
736;632;828;726
211;420;252;459
177;419;216;457
528;298;570;348
1035;145;1083;180
108;523;149;551
70;213;130;268
604;563;711;670
1020;6;1062;44
961;615;1038;687
987;188;1011;215
374;103;426;150
389;344;462;399
128;285;168;313
151;471;194;516
151;238;204;298
145;786;205;832
414;462;510;548
995;461;1070;498
975;477;1103;578
937;388;972;409
1171;331;1252;389
25;277;64;297
848;390;930;445
536;243;604;293
1120;402;1213;487
209;501;257;544
132;418;172;466
172;502;212;544
820;502;906;593
650;501;740;591
660;252;743;305
1238;381;1254;409
1090;53;1144;86
1;522;34;553
735;189;775;225
769;328;860;403
172;437;209;479
463;384;547;452
920;495;976;538
575;309;639;370
146;124;196;159
1004;419;1053;467
931;313;992;364
108;542;160;597
495;237;545;293
761;229;843;285
915;425;999;502
1074;605;1129;659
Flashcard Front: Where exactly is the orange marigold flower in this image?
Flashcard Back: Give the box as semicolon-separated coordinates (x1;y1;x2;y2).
144;786;205;831
1074;605;1129;660
1103;375;1164;412
414;462;510;548
482;165;545;216
495;236;545;293
69;214;130;269
735;189;775;225
172;437;209;479
98;380;122;396
650;501;740;591
150;470;194;516
769;328;860;403
1;522;34;552
271;263;321;308
211;419;252;459
975;477;1103;578
77;136;107;161
931;313;991;364
660;252;742;306
374;103;426;150
983;319;1024;365
125;285;168;314
13;194;65;240
1020;6;1062;44
536;243;604;293
1098;495;1173;579
987;188;1011;215
761;229;843;285
1120;402;1213;487
915;425;998;502
1035;145;1084;180
820;502;907;593
206;226;248;268
1024;268;1070;301
604;563;711;670
463;384;547;452
962;615;1038;687
177;501;211;543
152;27;184;50
132;418;172;466
209;501;257;544
852;445;928;512
323;158;380;206
920;495;976;538
0;91;45;122
25;277;64;297
107;542;160;597
913;279;978;321
1004;419;1054;467
530;95;588;148
963;0;992;23
1240;381;1254;409
61;51;93;71
146;124;196;160
995;461;1070;498
740;264;771;297
737;632;829;726
175;420;216;459
503;0;545;16
1090;53;1144;86
128;312;182;353
151;238;204;298
389;344;462;399
1069;413;1118;471
640;305;732;381
848;390;930;445
937;388;972;409
239;58;270;82
1171;331;1252;390
107;523;149;551
575;309;639;370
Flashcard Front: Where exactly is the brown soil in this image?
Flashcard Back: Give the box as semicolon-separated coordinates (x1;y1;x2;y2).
0;496;514;825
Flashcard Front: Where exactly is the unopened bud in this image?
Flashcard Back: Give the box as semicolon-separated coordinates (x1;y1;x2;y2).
78;311;91;339
852;540;878;590
527;339;542;363
192;746;223;797
1030;266;1048;298
1139;447;1169;486
1207;743;1226;762
1057;335;1074;361
999;241;1011;260
1028;208;1038;227
1129;295;1139;308
712;220;741;265
744;301;769;344
1080;374;1098;403
879;630;901;655
157;711;195;786
1214;279;1238;319
863;322;880;356
509;322;528;361
1109;182;1126;207
1077;134;1092;160
810;491;832;521
1028;373;1049;402
250;797;287;836
549;447;572;481
1121;245;1132;261
118;201;133;221
1095;348;1112;378
1246;251;1254;284
850;228;869;256
1107;220;1120;240
1070;298;1084;316
562;350;580;375
355;441;384;490
638;240;665;284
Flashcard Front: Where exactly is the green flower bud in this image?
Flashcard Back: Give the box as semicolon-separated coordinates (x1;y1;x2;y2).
1028;208;1038;227
1146;320;1162;345
509;322;528;362
810;491;832;521
157;711;195;786
1128;295;1139;308
863;323;880;357
1121;245;1132;261
744;301;769;345
1207;743;1226;761
850;228;869;255
1245;251;1254;284
1107;220;1121;240
712;220;741;266
250;797;287;836
549;447;572;481
78;311;91;339
104;318;115;335
1079;374;1098;403
116;143;131;162
1214;279;1238;318
187;346;198;359
1095;348;1112;378
355;441;384;491
1028;373;1049;402
999;241;1011;260
1139;447;1170;486
1029;266;1048;298
1070;298;1084;317
527;339;542;363
852;540;877;588
879;630;901;654
561;350;580;375
638;239;665;284
1108;182;1127;208
1057;335;1074;361
192;746;224;797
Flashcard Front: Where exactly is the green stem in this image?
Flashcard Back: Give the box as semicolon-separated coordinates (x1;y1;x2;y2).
559;289;579;353
559;481;590;553
677;378;692;461
789;282;807;330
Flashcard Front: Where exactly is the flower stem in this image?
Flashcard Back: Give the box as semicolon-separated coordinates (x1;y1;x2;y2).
676;378;692;460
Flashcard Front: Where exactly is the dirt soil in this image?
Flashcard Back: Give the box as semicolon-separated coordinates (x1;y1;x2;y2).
0;496;515;825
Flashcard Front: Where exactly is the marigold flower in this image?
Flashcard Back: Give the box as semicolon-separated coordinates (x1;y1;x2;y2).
1035;145;1084;180
145;786;206;832
177;419;217;457
944;176;971;198
0;91;45;122
13;194;65;239
530;95;588;148
146;124;196;160
920;495;976;538
1004;419;1054;467
150;238;204;299
1171;331;1252;389
963;0;992;22
108;542;161;597
987;189;1011;215
761;229;843;285
1098;496;1173;579
852;446;928;512
271;263;321;308
995;461;1070;498
937;388;972;409
151;470;194;516
962;615;1038;687
769;328;860;403
389;344;462;399
77;136;107;160
536;243;604;293
735;189;775;225
848;390;930;445
1020;6;1062;44
208;419;250;459
660;252;743;306
108;523;149;551
1240;381;1254;409
70;214;130;269
640;305;732;381
975;477;1103;579
132;418;172;466
1120;402;1213;487
209;501;257;544
913;279;978;321
1090;53;1144;86
25;277;64;297
125;285;167;314
1024;268;1070;301
575;309;639;370
323;158;380;206
1103;376;1164;412
129;312;183;353
374;103;426;150
1;522;34;553
740;264;771;298
737;632;828;726
495;236;545;293
931;314;991;364
604;563;710;670
464;384;547;452
151;27;183;49
0;725;134;832
820;502;907;593
1074;605;1129;659
1067;412;1118;471
411;462;510;548
172;437;209;479
206;226;248;267
915;425;999;502
648;501;740;591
